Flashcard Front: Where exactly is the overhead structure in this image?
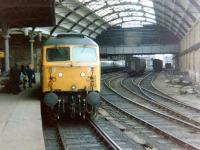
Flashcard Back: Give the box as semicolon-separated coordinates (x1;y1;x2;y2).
0;0;55;72
37;0;200;40
0;0;55;28
96;25;180;46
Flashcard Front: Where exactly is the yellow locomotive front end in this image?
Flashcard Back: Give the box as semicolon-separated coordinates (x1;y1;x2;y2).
42;46;100;93
41;34;100;119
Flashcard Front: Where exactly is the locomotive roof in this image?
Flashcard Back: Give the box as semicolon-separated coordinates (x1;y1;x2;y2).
43;34;98;46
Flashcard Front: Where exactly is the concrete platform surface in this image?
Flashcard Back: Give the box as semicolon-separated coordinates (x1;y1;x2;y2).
153;72;200;109
0;84;45;150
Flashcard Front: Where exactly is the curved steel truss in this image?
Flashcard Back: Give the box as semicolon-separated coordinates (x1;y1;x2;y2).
38;0;200;39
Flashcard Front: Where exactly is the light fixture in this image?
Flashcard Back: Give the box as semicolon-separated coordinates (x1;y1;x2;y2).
58;72;63;77
71;85;77;91
80;72;85;77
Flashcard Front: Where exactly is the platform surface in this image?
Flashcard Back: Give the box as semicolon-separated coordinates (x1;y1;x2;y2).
0;78;45;150
153;72;200;109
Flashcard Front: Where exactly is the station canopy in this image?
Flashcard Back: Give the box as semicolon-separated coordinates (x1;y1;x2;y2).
10;0;200;40
0;0;55;28
81;0;156;28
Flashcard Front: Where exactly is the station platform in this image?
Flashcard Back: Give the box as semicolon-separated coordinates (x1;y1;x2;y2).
0;76;45;150
153;72;200;109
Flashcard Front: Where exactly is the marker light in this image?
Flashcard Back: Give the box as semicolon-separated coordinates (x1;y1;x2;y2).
58;72;63;77
80;72;85;77
71;85;77;91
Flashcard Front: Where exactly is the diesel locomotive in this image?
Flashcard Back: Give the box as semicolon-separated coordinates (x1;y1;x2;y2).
41;34;100;119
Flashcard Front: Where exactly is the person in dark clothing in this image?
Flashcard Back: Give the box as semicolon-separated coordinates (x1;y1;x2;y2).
26;64;34;88
9;63;21;94
20;64;28;89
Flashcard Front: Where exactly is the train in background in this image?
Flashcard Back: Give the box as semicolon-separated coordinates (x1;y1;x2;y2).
153;59;163;72
100;56;165;75
41;34;100;119
127;57;146;76
101;59;125;73
165;63;172;69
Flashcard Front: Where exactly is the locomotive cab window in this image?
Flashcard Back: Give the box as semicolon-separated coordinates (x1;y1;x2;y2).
72;47;97;62
46;47;70;62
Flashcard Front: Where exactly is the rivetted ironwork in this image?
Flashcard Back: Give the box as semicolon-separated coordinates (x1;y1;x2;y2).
6;0;200;49
46;0;200;40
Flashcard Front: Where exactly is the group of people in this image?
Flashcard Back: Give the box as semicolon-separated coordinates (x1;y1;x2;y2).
7;63;35;94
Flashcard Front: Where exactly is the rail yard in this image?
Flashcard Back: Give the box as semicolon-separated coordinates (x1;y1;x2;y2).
39;69;200;150
1;0;200;149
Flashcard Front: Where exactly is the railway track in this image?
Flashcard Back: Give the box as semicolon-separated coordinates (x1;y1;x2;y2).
43;120;62;150
101;72;123;81
100;101;186;150
138;72;200;125
56;119;121;150
43;112;140;149
43;119;120;150
122;75;200;127
101;73;200;150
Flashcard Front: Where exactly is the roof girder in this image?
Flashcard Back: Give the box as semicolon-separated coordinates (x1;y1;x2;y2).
154;1;192;28
51;0;200;39
51;2;108;36
73;0;195;38
54;13;103;35
190;0;200;12
88;12;185;38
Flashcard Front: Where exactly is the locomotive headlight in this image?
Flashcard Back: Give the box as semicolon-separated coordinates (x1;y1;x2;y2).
71;85;77;91
58;72;63;77
80;72;85;77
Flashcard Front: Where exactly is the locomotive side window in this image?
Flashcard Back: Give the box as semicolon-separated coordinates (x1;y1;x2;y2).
46;47;70;62
72;47;97;62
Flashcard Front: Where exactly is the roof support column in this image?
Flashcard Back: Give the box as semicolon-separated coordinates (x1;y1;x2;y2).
2;27;10;72
29;36;35;66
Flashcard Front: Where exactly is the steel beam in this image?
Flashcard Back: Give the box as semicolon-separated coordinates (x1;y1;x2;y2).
190;0;200;12
100;44;179;55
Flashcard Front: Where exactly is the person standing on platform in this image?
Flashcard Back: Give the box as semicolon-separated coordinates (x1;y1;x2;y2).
10;63;21;94
20;64;28;89
26;64;34;88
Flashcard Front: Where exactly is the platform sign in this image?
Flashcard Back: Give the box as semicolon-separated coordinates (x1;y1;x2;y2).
0;51;4;58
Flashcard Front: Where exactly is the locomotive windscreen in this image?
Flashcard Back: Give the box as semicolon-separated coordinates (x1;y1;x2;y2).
46;47;70;62
72;47;97;62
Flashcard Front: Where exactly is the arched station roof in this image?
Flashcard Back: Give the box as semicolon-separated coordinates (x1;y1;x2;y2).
37;0;200;40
